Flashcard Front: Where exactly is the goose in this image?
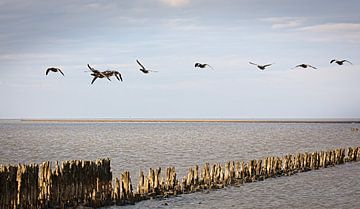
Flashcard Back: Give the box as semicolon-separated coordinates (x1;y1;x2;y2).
249;62;273;70
293;64;317;69
330;59;352;65
102;70;123;82
194;62;214;69
87;64;111;84
46;67;64;76
136;60;158;74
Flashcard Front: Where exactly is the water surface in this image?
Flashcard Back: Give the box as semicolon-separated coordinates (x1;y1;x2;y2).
1;120;359;208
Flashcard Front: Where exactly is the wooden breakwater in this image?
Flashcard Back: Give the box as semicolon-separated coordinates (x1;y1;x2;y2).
1;146;360;209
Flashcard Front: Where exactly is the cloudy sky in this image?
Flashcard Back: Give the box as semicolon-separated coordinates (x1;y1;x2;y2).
0;0;359;119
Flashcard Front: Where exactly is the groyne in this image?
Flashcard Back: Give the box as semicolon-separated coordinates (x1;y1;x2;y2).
1;146;359;209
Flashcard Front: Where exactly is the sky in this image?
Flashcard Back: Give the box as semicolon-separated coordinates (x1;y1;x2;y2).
0;0;360;119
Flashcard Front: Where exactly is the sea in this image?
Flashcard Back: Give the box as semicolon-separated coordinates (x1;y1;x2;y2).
1;120;359;209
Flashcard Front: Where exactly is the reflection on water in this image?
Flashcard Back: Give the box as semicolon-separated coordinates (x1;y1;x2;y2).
1;121;359;208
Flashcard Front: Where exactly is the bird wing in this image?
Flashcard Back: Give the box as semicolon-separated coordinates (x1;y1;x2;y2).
136;60;146;70
58;69;65;76
343;60;353;64
114;72;121;81
249;62;258;66
330;59;336;64
87;64;96;72
117;72;123;81
205;64;214;70
91;76;98;84
46;68;51;75
263;63;273;68
308;65;317;69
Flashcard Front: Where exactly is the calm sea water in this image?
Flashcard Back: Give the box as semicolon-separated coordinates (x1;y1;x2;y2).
1;120;359;208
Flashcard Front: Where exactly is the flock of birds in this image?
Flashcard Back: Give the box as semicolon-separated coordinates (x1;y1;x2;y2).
45;58;353;84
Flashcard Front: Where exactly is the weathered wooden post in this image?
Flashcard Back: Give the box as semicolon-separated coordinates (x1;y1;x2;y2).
120;171;134;205
0;165;18;209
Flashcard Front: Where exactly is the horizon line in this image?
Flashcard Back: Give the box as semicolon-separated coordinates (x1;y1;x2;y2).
14;118;360;124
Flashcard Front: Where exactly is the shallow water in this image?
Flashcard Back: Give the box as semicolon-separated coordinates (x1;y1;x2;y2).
1;120;360;208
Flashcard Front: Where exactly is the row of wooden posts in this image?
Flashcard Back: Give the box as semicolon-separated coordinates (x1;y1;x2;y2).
1;146;359;209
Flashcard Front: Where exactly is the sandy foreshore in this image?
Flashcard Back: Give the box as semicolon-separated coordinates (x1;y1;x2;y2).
20;119;360;123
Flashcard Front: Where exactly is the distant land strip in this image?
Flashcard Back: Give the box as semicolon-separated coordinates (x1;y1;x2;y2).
21;119;360;123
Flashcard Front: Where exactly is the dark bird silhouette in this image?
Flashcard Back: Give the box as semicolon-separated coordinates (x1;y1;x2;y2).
194;63;214;69
46;67;64;76
330;59;352;65
249;62;273;70
102;70;123;82
136;60;158;74
87;64;111;84
293;64;317;69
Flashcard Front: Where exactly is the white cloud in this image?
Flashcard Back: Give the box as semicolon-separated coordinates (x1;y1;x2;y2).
159;0;190;7
164;18;205;31
297;23;360;43
260;17;307;29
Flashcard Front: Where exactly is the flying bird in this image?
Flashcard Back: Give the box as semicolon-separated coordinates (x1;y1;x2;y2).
46;67;64;76
103;70;123;82
249;62;274;70
87;64;111;84
293;64;317;69
136;60;158;74
194;63;214;70
330;59;352;65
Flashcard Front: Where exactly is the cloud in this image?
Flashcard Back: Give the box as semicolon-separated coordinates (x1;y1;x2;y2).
164;18;205;31
297;23;360;43
260;17;307;29
159;0;190;7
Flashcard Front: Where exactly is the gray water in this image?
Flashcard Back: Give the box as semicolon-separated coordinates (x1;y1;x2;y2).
1;120;360;208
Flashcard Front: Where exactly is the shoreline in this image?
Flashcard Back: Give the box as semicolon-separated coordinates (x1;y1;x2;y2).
20;119;360;123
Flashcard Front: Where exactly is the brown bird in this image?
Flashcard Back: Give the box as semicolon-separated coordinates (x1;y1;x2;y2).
293;64;317;69
330;59;352;65
46;67;64;76
102;70;123;82
136;60;158;74
249;62;274;70
194;62;214;70
87;64;111;84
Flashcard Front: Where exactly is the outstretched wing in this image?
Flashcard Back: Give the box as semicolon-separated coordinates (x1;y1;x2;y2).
46;68;51;75
343;60;353;65
91;76;98;84
308;64;317;69
116;72;123;81
263;63;273;68
205;64;214;70
330;59;336;64
249;62;258;66
136;60;146;70
58;69;65;76
87;64;96;72
114;72;122;81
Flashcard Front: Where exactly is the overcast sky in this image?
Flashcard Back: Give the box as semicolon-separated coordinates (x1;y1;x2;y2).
0;0;359;119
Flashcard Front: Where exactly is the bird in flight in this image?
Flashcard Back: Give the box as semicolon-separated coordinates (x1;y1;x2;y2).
87;64;111;84
293;64;317;69
136;60;158;74
249;62;274;70
330;59;352;65
46;67;64;76
194;63;214;70
102;70;123;82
